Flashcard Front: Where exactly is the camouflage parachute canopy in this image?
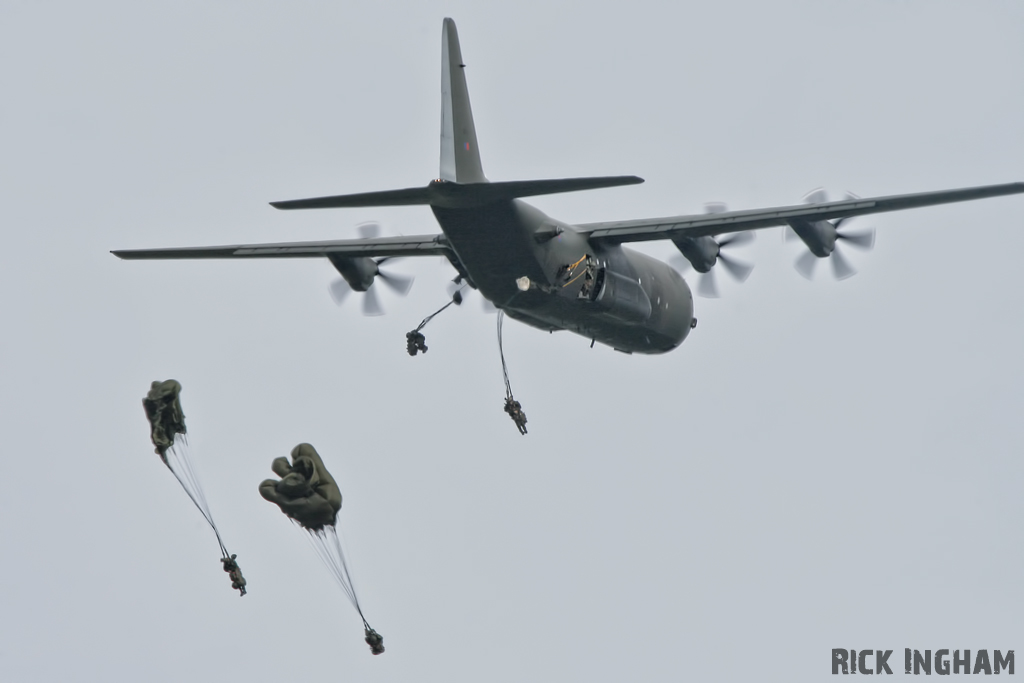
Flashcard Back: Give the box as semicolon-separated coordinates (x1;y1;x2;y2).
260;443;342;530
143;379;186;459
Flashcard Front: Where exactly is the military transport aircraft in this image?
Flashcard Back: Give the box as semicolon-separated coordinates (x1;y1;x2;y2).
113;18;1024;355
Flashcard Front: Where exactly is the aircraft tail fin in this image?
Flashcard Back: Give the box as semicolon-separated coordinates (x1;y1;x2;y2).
270;20;646;212
440;18;486;184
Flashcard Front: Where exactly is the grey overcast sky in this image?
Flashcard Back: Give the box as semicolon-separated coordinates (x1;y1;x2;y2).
2;1;1023;681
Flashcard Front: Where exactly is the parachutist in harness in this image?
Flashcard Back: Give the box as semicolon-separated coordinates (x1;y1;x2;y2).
143;381;245;596
405;283;466;356
497;311;528;435
261;445;385;655
406;330;427;356
364;626;385;655
503;396;528;435
220;554;247;596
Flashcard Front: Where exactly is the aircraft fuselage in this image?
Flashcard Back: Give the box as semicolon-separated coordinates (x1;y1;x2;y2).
432;199;694;353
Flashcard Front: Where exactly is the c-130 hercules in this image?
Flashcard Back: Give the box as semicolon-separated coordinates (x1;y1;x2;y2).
113;18;1024;355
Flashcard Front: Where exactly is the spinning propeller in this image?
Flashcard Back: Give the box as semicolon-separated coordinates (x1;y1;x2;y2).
786;190;876;281
327;222;415;316
670;202;755;298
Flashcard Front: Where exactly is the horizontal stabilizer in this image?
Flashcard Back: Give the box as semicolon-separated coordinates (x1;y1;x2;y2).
469;176;644;201
271;186;434;210
272;175;644;211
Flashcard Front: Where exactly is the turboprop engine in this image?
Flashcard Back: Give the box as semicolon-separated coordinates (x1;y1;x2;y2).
328;255;379;292
786;189;875;280
670;232;754;298
325;254;413;315
786;218;838;258
666;201;755;298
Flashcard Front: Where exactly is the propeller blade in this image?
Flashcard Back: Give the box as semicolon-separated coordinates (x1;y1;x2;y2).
362;287;384;316
718;231;754;248
697;269;720;298
802;188;828;204
836;227;875;250
830;248;857;280
784;225;802;242
704;201;728;214
377;268;414;296
357;222;382;239
795;250;819;280
328;279;352;306
717;253;754;283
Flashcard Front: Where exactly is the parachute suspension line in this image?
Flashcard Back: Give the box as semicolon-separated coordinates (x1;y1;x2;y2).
327;525;371;629
170;436;209;516
171;437;211;519
164;435;229;558
304;528;356;607
497;311;512;399
415;287;464;333
497;311;528;435
167;438;218;543
405;285;465;356
304;525;368;627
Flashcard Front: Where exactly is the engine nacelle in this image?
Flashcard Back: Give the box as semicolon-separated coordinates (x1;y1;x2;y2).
327;255;379;291
671;236;720;272
787;218;837;257
588;267;652;323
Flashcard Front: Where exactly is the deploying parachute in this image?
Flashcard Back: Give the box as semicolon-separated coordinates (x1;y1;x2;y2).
260;444;384;655
143;380;246;596
258;443;341;530
144;379;186;460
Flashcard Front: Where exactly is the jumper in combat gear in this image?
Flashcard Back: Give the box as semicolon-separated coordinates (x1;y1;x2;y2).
504;396;528;435
221;554;247;595
497;312;528;435
365;627;385;655
406;330;428;356
259;444;383;652
405;286;465;357
142;379;246;596
143;379;186;460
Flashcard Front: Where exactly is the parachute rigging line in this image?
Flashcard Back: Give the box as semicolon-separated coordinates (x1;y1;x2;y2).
303;524;370;630
164;434;229;558
413;287;464;333
497;311;513;398
497;311;528;434
406;286;467;356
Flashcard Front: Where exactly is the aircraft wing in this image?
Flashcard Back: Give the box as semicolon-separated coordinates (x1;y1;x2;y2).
577;182;1024;243
112;233;452;260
